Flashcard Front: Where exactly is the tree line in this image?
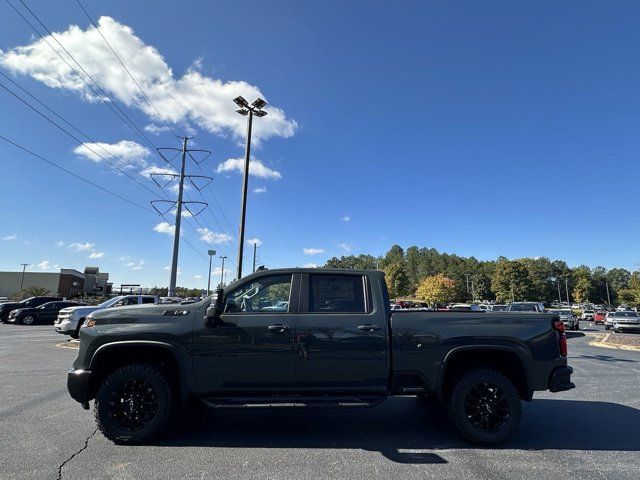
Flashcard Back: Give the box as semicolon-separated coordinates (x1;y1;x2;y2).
324;245;640;306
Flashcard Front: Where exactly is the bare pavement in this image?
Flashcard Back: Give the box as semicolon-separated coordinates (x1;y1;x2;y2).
1;325;639;480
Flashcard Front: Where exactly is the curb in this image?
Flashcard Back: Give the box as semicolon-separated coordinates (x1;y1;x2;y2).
588;334;640;352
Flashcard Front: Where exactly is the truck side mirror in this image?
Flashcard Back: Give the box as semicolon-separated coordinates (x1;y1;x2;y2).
204;287;225;327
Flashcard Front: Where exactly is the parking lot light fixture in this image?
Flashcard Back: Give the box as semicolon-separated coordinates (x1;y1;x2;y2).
234;97;268;280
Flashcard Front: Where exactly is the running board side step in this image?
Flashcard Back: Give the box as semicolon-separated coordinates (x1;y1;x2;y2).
200;396;387;410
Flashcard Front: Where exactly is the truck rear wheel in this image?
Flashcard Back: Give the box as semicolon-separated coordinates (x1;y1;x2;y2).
94;363;174;445
447;368;521;446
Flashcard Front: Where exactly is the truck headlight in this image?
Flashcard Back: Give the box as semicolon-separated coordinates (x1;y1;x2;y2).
84;318;96;328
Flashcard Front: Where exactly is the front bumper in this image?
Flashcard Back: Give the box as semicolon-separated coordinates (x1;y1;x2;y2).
55;318;78;334
549;366;575;392
67;368;92;407
614;324;640;331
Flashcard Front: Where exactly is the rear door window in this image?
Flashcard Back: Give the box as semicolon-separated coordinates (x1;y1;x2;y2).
308;274;367;313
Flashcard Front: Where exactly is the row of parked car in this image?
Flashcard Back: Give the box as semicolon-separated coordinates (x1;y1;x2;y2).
0;294;204;338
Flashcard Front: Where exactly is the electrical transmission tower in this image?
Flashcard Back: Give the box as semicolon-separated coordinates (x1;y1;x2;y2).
151;137;212;296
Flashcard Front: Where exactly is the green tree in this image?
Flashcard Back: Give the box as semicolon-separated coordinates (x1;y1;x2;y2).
384;262;411;299
415;274;456;306
10;286;53;301
573;277;592;303
491;260;533;303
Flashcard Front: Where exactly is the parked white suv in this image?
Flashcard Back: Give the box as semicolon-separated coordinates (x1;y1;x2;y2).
55;295;158;338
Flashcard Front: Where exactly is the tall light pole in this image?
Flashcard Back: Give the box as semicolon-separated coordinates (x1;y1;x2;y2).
19;263;28;291
565;278;571;307
206;249;216;296
605;280;611;306
556;278;562;305
219;255;228;287
234;96;268;281
252;242;258;273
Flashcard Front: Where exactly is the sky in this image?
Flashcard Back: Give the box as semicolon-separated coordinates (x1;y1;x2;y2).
1;0;639;289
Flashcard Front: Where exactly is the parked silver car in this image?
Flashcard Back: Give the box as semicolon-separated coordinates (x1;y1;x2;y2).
610;311;640;333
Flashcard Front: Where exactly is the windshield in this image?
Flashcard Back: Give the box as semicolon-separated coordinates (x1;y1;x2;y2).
97;296;124;308
616;312;639;318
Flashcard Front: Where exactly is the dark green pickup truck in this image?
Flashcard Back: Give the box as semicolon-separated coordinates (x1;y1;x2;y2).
67;268;574;445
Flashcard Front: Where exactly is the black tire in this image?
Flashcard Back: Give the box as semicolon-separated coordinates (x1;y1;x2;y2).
604;325;610;330
94;363;175;445
69;319;84;339
447;368;522;446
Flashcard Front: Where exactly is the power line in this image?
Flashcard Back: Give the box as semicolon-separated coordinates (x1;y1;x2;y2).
0;71;229;263
7;0;158;150
0;134;208;262
0;79;163;200
74;0;179;139
0;135;154;213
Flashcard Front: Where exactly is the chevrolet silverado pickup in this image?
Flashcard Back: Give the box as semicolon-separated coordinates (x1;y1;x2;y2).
67;268;574;446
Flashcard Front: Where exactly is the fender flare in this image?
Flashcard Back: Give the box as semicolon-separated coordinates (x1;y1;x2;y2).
436;344;532;400
89;340;190;403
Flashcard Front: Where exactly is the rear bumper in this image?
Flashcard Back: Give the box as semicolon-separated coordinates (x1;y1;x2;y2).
548;366;575;393
67;369;92;406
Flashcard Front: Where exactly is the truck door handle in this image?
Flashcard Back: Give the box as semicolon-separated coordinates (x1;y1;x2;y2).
357;324;381;331
267;324;289;332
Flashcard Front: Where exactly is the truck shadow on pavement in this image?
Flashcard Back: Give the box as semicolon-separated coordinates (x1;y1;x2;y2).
156;397;640;462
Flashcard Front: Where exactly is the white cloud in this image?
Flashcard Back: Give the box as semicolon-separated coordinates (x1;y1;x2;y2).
194;274;203;279
0;16;296;143
337;242;352;252
302;263;318;268
55;241;65;247
216;158;281;180
124;260;145;270
247;238;262;247
37;260;58;270
88;251;106;259
68;242;94;252
197;227;232;244
341;215;351;222
163;265;170;270
2;234;18;241
125;262;136;267
73;140;150;168
253;186;267;194
144;124;171;135
153;222;175;235
303;248;325;255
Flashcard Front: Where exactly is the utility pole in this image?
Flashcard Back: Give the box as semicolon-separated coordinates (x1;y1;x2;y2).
168;137;189;297
19;263;28;291
605;281;611;306
511;282;515;302
220;256;227;287
557;279;562;305
252;242;257;273
152;138;212;298
565;278;571;307
234;96;268;281
206;249;216;295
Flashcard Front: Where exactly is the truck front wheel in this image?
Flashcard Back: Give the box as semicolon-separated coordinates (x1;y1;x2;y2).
94;363;175;444
447;368;521;446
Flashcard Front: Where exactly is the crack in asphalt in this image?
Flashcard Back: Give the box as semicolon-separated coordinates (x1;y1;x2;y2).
57;427;98;480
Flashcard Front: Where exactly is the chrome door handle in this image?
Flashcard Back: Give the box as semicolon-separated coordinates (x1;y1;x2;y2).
357;324;381;331
267;324;289;332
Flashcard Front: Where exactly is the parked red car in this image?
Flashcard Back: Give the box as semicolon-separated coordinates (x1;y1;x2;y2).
593;311;606;324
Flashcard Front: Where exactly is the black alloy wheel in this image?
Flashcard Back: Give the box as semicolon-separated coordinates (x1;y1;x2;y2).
107;378;159;432
95;363;174;444
447;368;521;445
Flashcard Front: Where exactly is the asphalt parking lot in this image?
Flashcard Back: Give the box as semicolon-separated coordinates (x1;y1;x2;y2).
1;325;639;480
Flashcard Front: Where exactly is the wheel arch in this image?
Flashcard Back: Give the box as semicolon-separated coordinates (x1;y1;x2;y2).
88;341;189;404
437;345;532;401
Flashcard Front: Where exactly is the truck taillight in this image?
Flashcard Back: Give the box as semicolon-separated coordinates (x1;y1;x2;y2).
553;320;567;357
